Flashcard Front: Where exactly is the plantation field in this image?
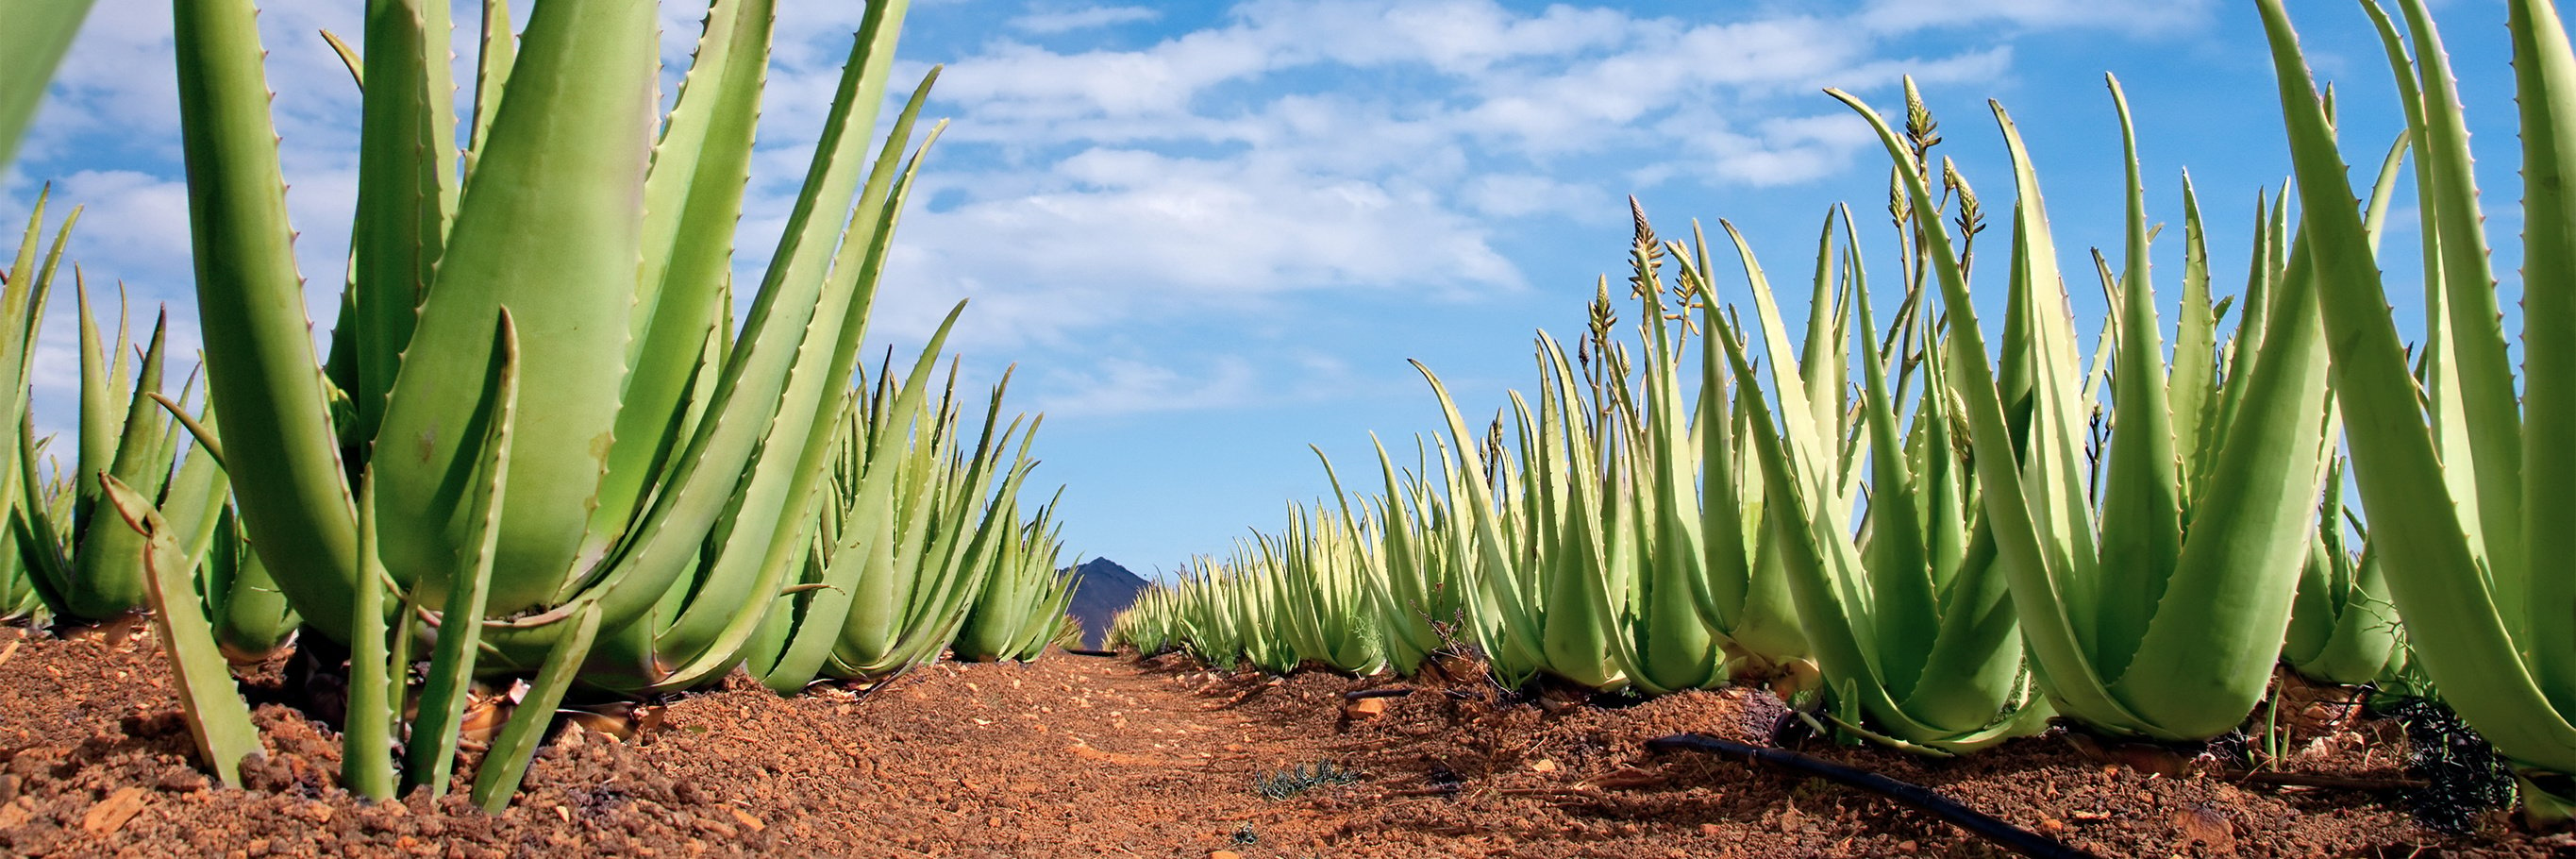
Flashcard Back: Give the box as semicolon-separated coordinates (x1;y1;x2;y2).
0;627;2562;857
10;0;2576;853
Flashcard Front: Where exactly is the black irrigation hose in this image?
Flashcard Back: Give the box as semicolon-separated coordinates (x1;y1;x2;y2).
1061;648;1120;658
1646;733;2102;859
1345;687;1415;701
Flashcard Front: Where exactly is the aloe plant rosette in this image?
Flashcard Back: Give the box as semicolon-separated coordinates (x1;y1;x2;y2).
0;200;71;623
2258;0;2576;819
1707;199;2049;753
170;0;947;804
1829;75;2340;742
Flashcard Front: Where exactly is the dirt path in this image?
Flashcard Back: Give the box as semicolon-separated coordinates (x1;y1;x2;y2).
0;628;2561;857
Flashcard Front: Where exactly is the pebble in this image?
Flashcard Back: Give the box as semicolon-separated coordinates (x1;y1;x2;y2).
80;786;150;834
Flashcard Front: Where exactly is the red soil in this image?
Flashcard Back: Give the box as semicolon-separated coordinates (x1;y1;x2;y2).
0;626;2565;857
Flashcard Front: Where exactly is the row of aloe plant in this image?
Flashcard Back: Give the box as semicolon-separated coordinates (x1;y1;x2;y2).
4;0;1079;812
1114;0;2568;820
0;196;304;657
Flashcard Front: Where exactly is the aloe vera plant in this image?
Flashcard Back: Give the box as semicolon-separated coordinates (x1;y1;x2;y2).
1118;559;1285;671
952;497;1076;664
1115;440;1470;677
1303;438;1480;678
1410;263;1807;693
2283;453;2403;687
0;196;295;651
0;198;70;623
1707;192;2049;752
1828;72;2351;742
19;294;227;624
1241;501;1387;675
748;341;1060;689
1108;590;1178;656
2258;0;2576;818
1346;437;1471;677
1130;211;1819;693
163;0;950;805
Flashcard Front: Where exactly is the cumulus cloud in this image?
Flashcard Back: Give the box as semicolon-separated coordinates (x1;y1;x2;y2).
1031;356;1262;418
1460;174;1614;220
7;0;2220;421
1011;5;1162;35
1855;0;2216;34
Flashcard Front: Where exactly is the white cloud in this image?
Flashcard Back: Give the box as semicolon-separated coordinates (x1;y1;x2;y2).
34;171;193;285
7;0;2217;427
1461;174;1612;219
1856;0;2216;34
845;0;2039;372
1032;355;1261;417
878;143;1519;349
1011;5;1161;35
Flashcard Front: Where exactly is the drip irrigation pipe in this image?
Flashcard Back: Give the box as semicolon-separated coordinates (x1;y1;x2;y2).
2223;769;2427;791
1645;733;2102;859
1061;648;1119;658
1345;687;1415;701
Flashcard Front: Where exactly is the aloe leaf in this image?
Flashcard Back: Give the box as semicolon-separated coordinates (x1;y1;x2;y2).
2394;3;2528;620
0;0;98;168
469;598;601;813
102;476;259;788
16;419;73;609
371;0;653;619
343;476;396;801
1632;283;1721;692
1832;87;2151;737
464;0;514;177
67;311;175;617
154;396;233;610
176;0;363;643
402;310;517;797
2507;0;2576;716
1843;216;1937;688
347;0;458;447
72;280;112;538
2172;174;2218;497
211;508;298;663
587;0;772;548
2092;76;2186;684
319;30;362;91
2359;0;2476;546
1986;104;2107;638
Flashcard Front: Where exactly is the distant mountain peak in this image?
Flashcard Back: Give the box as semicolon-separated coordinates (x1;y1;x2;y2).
1062;558;1147;648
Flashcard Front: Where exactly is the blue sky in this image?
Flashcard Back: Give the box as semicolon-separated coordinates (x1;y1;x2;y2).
2;0;2527;577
